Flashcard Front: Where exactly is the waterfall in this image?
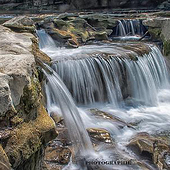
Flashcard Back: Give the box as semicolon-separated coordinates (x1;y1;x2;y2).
115;19;147;37
43;64;93;157
36;29;56;49
37;29;170;169
52;45;169;106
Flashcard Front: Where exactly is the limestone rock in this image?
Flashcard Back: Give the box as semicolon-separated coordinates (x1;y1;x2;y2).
0;25;57;169
143;17;170;57
5;104;57;169
3;16;35;33
127;132;170;169
0;25;35;117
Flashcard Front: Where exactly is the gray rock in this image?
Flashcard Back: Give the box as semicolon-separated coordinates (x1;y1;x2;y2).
0;25;35;116
3;16;35;33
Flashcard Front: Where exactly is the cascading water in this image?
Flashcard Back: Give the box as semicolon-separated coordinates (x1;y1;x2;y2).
51;44;168;106
112;19;148;40
37;29;170;170
43;64;93;156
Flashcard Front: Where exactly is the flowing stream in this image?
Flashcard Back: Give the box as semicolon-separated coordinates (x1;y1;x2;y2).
37;27;170;169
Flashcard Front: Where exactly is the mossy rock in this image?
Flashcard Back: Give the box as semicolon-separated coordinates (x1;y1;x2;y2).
163;40;170;57
5;104;57;169
148;28;162;40
16;71;41;121
31;37;51;64
53;19;68;30
94;31;108;41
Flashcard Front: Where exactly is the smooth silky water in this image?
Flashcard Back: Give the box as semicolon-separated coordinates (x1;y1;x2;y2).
112;19;148;41
37;29;170;170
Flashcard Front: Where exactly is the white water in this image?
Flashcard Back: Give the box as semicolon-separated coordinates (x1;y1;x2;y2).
37;29;170;169
43;64;93;158
52;45;169;106
115;19;147;40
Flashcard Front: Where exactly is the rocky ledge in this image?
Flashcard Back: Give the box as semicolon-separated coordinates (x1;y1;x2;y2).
0;21;57;169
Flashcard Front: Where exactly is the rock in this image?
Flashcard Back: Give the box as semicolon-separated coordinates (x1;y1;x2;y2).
50;112;63;124
0;25;35;117
0;145;11;170
43;139;72;170
31;37;51;64
90;109;134;129
70;0;98;9
41;15;117;47
127;132;170;169
3;16;35;33
158;0;170;10
143;17;170;58
87;128;113;144
80;14;117;30
57;13;79;20
0;25;57;169
5;104;57;169
44;146;71;164
94;31;108;41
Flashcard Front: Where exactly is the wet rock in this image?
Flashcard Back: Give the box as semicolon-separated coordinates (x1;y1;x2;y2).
127;132;170;169
87;128;113;144
50;112;63;124
44;146;71;164
0;25;57;169
3;16;35;33
122;43;151;57
31;37;51;64
90;109;134;129
5;104;57;169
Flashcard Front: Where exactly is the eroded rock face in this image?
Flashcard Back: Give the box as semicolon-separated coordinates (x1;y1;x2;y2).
127;132;170;169
39;14;118;48
143;17;170;58
0;25;57;169
0;25;35;117
3;16;35;33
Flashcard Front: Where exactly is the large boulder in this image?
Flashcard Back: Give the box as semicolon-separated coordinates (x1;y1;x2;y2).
0;25;57;169
127;132;170;169
143;17;170;58
3;16;35;33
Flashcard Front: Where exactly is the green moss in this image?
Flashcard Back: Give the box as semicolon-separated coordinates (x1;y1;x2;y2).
164;40;170;57
17;72;41;121
5;104;57;169
148;28;162;40
53;19;68;30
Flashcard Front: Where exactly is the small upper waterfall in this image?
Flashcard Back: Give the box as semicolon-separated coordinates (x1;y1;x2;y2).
36;29;56;49
43;64;93;157
114;19;147;37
